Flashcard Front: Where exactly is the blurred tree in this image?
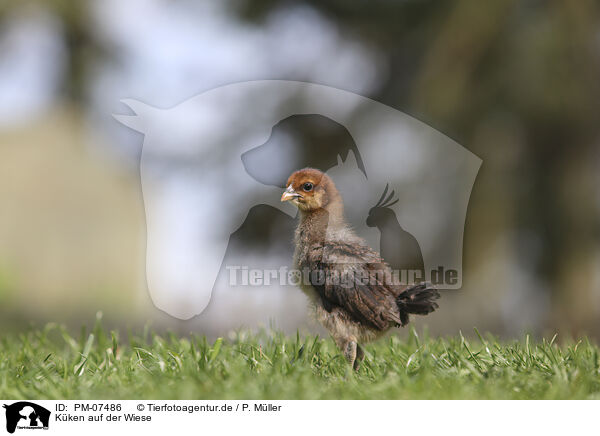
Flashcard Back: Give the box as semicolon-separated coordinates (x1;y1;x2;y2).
0;0;101;101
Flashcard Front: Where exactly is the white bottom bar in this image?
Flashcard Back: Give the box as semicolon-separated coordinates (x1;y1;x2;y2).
0;400;593;435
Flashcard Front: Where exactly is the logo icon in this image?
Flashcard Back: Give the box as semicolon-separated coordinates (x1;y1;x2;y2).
3;402;50;434
114;80;481;319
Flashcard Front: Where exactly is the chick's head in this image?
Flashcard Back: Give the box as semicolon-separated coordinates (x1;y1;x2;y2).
281;168;340;213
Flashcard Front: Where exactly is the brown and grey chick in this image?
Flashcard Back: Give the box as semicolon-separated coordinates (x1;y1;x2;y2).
281;168;440;370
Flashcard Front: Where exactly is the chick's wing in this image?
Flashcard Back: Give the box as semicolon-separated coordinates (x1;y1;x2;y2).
305;241;402;330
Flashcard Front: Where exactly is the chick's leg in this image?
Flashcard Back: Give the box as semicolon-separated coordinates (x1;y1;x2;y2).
353;344;365;371
342;339;357;368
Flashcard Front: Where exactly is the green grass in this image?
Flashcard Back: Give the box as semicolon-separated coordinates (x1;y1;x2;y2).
1;320;599;399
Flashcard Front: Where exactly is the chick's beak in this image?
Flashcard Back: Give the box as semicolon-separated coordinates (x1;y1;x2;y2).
281;185;301;202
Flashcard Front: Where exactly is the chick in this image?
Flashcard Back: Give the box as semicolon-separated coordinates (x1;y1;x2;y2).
281;168;440;370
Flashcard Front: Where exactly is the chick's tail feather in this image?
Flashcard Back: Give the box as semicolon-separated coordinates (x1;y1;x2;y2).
396;282;440;326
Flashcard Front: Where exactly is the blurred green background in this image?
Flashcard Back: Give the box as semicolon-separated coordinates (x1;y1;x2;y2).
0;0;599;338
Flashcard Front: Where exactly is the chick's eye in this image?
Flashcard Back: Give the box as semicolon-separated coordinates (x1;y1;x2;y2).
302;182;313;192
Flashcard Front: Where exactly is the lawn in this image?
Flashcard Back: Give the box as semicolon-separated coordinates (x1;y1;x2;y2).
1;320;599;399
